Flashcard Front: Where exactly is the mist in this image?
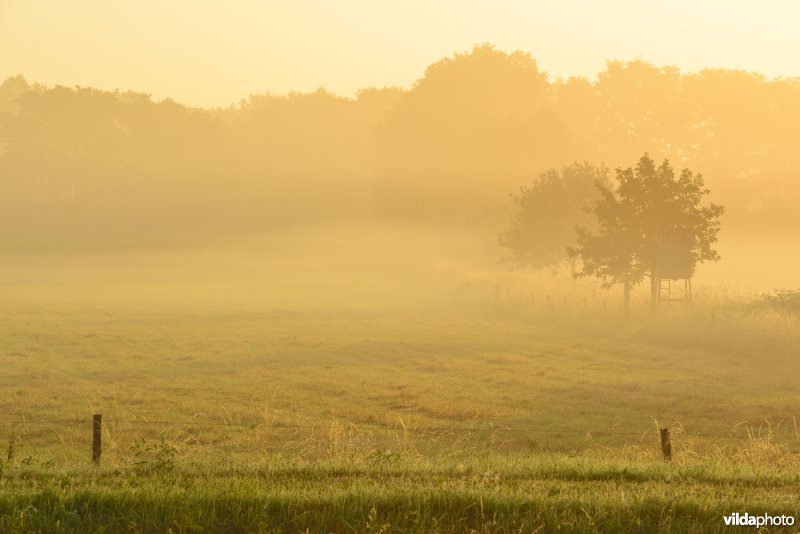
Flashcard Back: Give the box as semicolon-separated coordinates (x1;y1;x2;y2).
2;45;799;295
2;42;800;532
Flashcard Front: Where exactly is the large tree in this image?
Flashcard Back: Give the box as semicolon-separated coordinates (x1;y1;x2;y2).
374;45;569;221
569;154;724;312
500;162;609;270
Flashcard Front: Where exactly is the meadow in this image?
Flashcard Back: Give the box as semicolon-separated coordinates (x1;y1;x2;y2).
1;226;799;532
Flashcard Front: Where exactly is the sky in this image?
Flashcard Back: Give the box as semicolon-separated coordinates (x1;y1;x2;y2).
1;0;799;108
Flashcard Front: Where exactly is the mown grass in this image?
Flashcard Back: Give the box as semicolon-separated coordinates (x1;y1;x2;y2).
1;243;799;532
3;302;798;459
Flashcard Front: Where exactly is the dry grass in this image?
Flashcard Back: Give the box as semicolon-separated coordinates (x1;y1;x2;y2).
1;234;799;531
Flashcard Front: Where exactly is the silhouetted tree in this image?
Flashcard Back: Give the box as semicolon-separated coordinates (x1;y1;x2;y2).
4;48;800;239
374;44;568;221
568;154;724;313
500;162;608;270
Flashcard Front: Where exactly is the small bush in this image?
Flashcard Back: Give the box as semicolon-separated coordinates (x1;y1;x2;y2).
129;437;179;474
755;289;800;315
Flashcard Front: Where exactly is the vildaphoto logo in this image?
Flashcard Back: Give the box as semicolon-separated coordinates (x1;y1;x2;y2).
723;512;795;527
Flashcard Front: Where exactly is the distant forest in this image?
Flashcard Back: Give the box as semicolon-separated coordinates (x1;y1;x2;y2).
1;45;797;239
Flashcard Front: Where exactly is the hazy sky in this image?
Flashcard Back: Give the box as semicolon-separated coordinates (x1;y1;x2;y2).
1;1;798;107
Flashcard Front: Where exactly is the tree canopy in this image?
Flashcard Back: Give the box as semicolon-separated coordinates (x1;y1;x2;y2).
0;45;796;240
500;162;608;270
569;154;724;303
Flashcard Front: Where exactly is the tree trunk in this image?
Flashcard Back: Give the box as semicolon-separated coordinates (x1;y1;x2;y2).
623;279;630;317
650;274;659;314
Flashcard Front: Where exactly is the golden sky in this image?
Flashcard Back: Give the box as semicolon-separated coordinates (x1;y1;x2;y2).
1;0;798;107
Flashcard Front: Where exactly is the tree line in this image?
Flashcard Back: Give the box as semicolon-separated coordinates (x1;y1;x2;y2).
0;44;796;240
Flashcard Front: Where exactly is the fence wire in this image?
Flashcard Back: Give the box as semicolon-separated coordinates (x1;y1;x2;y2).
0;417;796;440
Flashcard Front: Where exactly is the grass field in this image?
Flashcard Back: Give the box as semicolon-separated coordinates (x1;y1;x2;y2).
1;230;799;532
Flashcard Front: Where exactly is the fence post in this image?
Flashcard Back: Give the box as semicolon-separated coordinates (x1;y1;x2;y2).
660;427;672;461
92;414;102;465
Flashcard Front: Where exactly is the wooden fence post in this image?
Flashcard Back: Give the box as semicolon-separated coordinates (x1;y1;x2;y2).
660;427;672;461
92;414;102;465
